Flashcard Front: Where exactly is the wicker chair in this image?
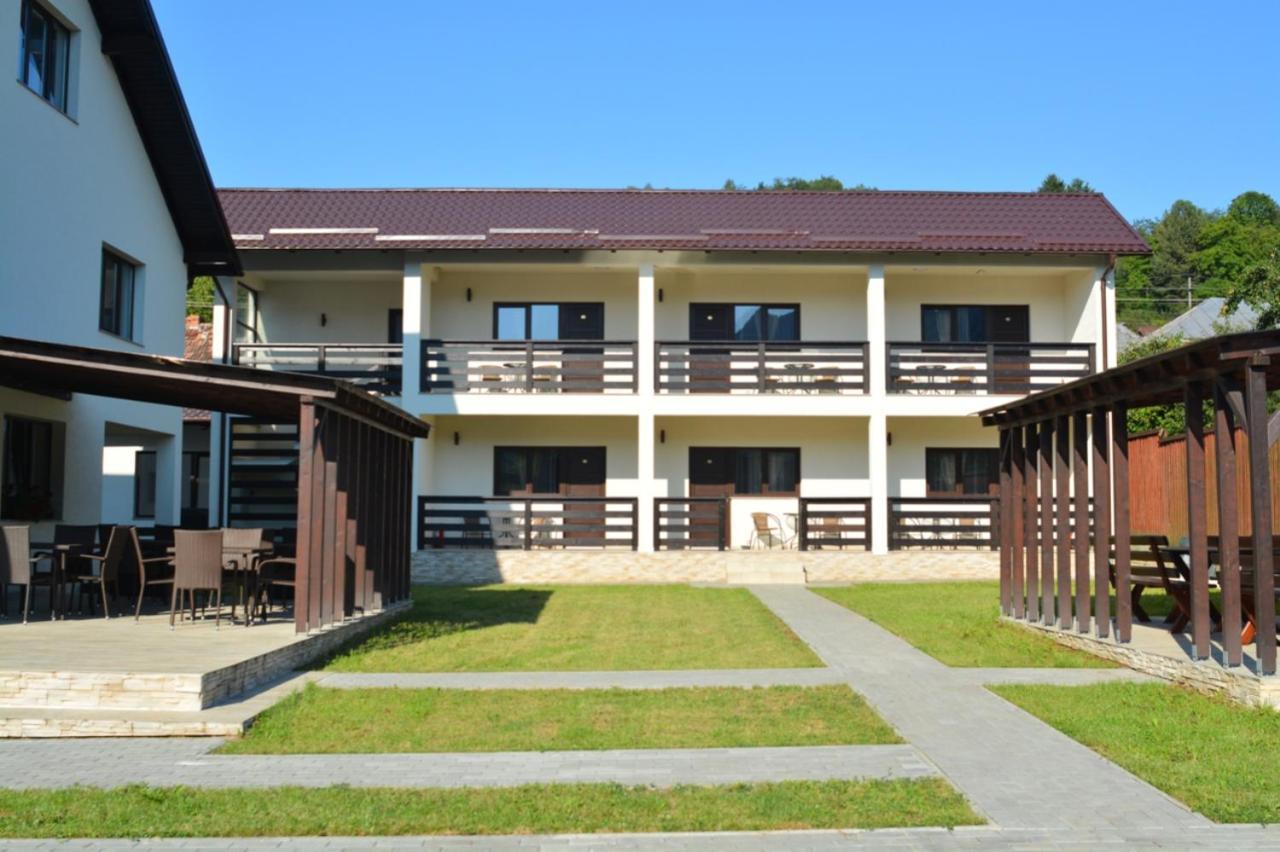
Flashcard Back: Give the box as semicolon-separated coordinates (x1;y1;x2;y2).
170;529;225;629
69;524;130;618
0;526;56;622
128;526;176;621
222;527;265;624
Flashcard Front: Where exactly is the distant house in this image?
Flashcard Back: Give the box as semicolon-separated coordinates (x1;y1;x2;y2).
1116;323;1141;352
1148;297;1259;342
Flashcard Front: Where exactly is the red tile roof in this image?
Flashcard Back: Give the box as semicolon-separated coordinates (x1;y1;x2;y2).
183;315;213;422
217;188;1150;256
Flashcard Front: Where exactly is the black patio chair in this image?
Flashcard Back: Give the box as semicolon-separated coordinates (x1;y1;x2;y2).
0;525;56;622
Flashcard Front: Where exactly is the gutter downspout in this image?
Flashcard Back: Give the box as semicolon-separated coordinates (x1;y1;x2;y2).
1099;253;1117;370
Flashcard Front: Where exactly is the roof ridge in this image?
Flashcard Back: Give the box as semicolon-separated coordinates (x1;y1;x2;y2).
216;186;1107;198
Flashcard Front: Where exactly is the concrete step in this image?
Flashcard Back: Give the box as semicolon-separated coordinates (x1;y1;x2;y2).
724;561;807;585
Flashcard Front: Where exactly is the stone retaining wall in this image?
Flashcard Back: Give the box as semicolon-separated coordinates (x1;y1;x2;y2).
412;548;1001;585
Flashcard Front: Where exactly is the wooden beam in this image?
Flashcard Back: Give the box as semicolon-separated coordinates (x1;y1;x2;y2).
1011;423;1025;619
1023;423;1040;623
1039;419;1055;624
1112;401;1131;642
1245;362;1277;674
293;400;316;633
999;429;1012;616
1091;407;1111;639
1055;413;1071;629
1185;382;1211;659
1214;379;1242;666
1073;411;1090;633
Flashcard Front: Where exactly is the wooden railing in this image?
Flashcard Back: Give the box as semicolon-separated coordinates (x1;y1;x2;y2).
654;497;726;550
656;341;868;394
798;497;872;550
418;496;638;550
421;340;637;394
886;342;1094;395
233;343;402;394
889;496;1000;550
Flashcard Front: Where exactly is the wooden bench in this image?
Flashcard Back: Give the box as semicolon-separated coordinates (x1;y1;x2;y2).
1102;534;1171;624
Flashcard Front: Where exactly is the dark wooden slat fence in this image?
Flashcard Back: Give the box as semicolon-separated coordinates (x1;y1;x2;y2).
887;341;1094;394
233;343;401;395
655;341;868;394
419;496;638;550
422;340;637;394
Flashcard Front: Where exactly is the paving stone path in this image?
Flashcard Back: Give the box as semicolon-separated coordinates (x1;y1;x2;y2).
747;586;1207;831
0;740;933;789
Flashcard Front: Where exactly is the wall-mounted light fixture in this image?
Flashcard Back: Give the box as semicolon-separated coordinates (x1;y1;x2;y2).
320;313;328;327
659;429;666;443
466;287;472;302
886;432;892;446
658;288;664;302
453;431;460;446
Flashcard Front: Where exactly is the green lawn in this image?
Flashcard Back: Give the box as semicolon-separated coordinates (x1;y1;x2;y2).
323;585;821;672
0;780;981;837
814;582;1113;668
993;681;1280;823
222;683;897;753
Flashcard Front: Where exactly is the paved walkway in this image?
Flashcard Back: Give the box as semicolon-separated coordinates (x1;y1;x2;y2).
4;825;1280;850
748;586;1207;831
0;739;934;789
318;668;847;690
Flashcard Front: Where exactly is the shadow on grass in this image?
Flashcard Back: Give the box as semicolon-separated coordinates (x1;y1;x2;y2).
309;586;552;668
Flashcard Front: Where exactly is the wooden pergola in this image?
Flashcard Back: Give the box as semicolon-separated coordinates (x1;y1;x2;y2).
981;331;1280;675
0;336;428;633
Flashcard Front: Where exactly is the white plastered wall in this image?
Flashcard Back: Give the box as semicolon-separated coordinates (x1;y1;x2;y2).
251;275;403;344
884;269;1089;342
886;416;997;499
430;268;639;339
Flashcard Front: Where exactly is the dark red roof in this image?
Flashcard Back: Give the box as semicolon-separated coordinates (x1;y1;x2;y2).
182;316;213;422
217;188;1150;256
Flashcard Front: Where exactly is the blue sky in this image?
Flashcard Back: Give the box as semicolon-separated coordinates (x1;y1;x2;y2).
153;0;1278;224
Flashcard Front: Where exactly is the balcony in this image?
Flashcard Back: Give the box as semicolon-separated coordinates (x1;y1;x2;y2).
422;340;638;394
417;495;639;549
654;497;871;550
655;341;869;394
886;342;1094;395
232;343;402;394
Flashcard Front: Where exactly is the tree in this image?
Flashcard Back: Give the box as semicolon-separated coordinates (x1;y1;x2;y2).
1119;332;1191;435
722;176;876;191
1223;249;1280;329
1037;173;1094;193
186;276;214;322
1227;191;1280;227
1194;192;1280;297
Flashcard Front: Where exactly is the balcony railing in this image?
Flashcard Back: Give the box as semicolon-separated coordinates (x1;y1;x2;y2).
654;497;726;550
886;342;1094;395
233;343;402;395
888;496;1000;550
417;495;638;550
797;497;872;550
653;496;871;551
422;340;637;394
656;341;869;394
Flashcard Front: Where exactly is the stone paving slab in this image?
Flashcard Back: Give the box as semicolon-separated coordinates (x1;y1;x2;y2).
4;825;1280;850
316;669;846;690
0;739;936;789
748;586;1209;831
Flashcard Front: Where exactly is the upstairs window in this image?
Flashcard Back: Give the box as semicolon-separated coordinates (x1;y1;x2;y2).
99;249;138;340
921;305;1029;344
493;303;604;341
690;304;800;342
18;0;71;113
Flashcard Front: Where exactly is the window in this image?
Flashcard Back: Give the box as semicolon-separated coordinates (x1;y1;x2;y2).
493;303;604;341
689;447;800;495
234;283;259;343
925;448;999;496
1;415;64;520
99;249;138;340
387;309;403;344
133;450;156;519
689;304;800;342
493;447;606;496
921;305;1029;343
180;450;209;526
18;0;70;113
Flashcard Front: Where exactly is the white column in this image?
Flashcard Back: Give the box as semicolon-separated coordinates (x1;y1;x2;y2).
154;433;181;525
636;263;657;551
401;259;428;400
1102;265;1118;369
866;264;889;553
411;417;435;554
208;277;234;526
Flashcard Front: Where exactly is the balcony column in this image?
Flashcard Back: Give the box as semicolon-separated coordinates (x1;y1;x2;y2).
410;417;435;555
401;258;432;400
636;263;657;551
208;276;236;527
866;264;889;553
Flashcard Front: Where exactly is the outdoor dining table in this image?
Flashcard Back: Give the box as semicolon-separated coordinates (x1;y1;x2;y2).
165;542;275;626
1165;543;1280;643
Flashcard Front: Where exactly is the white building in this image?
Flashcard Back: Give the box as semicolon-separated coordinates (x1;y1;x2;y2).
0;0;238;536
211;188;1149;580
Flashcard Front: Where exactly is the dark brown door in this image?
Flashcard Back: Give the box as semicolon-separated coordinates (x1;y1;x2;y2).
560;447;606;545
559;304;605;391
689;447;734;546
987;306;1030;392
689;305;733;392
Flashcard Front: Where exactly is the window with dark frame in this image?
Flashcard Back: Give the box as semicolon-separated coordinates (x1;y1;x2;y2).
689;304;800;341
493;446;605;496
492;303;604;341
925;448;999;496
387;309;403;344
18;0;71;113
234;283;259;343
921;305;1029;344
99;248;137;340
689;447;800;495
1;415;63;520
133;450;157;519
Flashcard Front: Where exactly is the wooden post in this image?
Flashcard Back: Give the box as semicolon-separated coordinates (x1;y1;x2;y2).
1023;423;1040;622
1073;411;1090;633
294;399;316;633
1038;419;1055;624
1010;424;1025;619
333;413;348;622
1214;378;1242;666
1185;382;1211;659
999;428;1012;616
1245;360;1276;674
1112;401;1131;642
1055;414;1071;629
1091;407;1111;639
